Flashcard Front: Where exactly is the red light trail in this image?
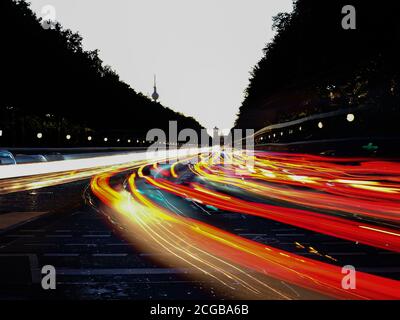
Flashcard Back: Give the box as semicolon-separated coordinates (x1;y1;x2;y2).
91;150;400;299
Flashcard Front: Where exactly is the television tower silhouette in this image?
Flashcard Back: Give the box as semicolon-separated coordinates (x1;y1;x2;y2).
152;75;159;102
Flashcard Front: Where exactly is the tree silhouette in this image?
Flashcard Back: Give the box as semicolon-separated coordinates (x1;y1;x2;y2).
235;0;400;133
0;0;204;147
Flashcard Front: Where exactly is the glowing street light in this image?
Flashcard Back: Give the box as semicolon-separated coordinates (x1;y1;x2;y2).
318;122;323;129
88;136;92;141
347;113;355;122
66;134;71;140
37;133;43;139
104;137;108;142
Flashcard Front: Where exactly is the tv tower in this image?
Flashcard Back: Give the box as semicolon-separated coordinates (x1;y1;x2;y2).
152;74;159;102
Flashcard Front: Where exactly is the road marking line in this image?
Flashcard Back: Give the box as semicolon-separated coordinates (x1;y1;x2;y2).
56;268;189;275
92;253;128;257
359;225;400;237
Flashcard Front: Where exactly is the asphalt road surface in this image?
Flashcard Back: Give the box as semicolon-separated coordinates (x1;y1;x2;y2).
0;180;231;300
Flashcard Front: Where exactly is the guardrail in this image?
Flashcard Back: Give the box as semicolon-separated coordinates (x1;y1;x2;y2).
254;105;370;136
251;104;400;144
241;104;400;155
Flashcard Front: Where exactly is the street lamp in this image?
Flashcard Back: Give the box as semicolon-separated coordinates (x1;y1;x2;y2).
104;137;108;142
66;134;71;140
37;133;43;139
88;136;92;141
347;113;355;122
128;139;131;143
318;122;323;129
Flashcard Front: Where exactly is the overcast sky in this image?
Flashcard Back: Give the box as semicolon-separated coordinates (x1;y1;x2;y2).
28;0;293;130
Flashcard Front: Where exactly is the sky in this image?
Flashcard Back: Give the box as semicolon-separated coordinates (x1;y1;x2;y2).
28;0;293;130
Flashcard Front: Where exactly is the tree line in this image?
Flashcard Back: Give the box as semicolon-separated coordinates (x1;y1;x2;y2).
235;0;400;134
0;0;203;147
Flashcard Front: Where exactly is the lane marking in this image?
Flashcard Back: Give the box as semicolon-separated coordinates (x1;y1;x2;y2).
359;225;400;237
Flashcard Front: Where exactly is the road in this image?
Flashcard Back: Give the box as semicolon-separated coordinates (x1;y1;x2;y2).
1;149;400;299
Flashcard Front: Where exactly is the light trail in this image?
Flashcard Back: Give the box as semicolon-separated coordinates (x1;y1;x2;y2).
193;152;400;222
0;148;207;194
0;148;207;180
141;175;400;252
91;149;400;300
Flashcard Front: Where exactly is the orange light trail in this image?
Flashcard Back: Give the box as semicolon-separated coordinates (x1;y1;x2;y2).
91;150;400;300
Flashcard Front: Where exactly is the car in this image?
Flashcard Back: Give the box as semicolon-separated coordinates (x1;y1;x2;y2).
44;152;65;162
15;154;48;164
0;150;16;165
